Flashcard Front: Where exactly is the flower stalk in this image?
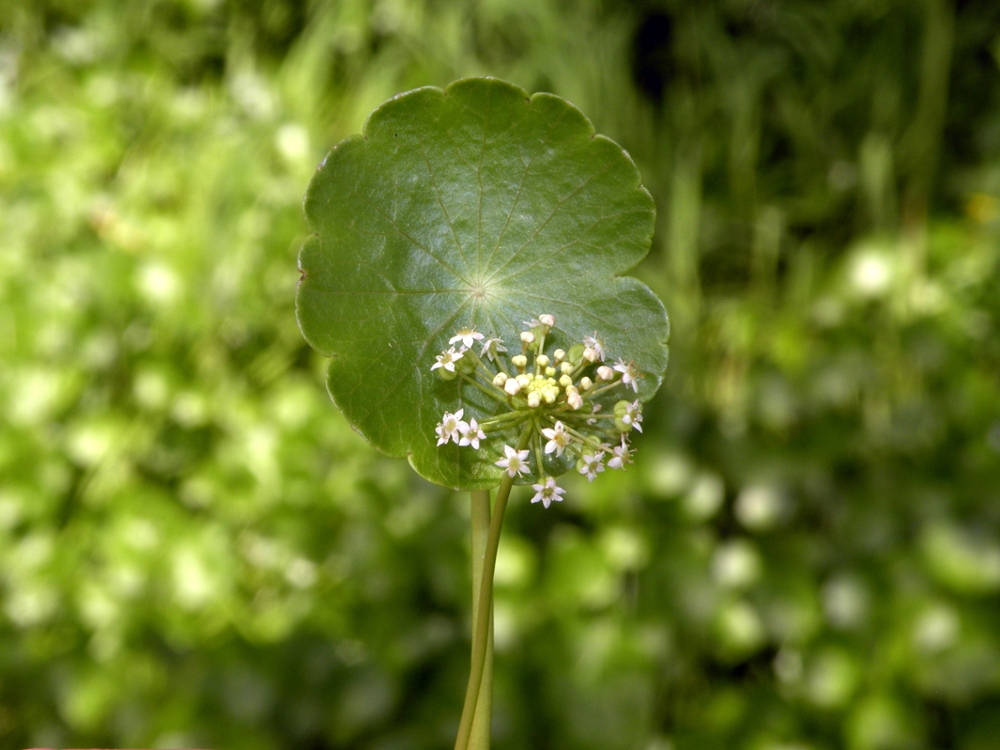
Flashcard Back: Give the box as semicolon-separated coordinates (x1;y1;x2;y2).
437;316;644;750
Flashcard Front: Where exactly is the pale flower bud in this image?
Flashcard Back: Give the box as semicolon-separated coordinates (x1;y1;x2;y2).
535;354;550;368
553;349;566;363
580;376;593;391
493;372;508;387
527;392;541;408
558;374;572;388
504;378;521;396
583;347;598;363
567;390;583;410
516;374;531;388
512;354;528;369
539;313;556;327
520;331;535;344
597;365;614;381
560;362;574;374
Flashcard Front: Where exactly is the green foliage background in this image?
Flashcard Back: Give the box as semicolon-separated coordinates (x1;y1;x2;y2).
1;1;999;748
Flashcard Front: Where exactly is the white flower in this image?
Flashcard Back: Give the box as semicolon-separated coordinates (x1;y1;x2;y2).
622;400;643;432
607;436;633;469
431;346;465;373
530;477;565;508
459;419;486;449
480;337;507;361
583;334;605;361
450;328;484;349
435;409;467;445
613;358;640;393
541;421;571;456
496;444;530;477
578;451;605;482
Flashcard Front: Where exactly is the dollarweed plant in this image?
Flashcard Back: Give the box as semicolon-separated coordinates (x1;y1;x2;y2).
296;78;669;749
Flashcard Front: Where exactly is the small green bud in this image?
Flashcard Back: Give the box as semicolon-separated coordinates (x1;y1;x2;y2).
545;366;557;377
536;354;550;368
456;355;476;375
559;374;573;388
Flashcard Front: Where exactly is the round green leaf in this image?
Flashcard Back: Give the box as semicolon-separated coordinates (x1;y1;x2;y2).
297;77;669;490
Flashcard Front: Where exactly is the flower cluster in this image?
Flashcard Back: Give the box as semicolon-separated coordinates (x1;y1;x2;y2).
431;315;643;508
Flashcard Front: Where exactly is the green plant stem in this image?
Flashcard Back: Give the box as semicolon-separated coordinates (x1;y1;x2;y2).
454;425;532;750
468;489;494;750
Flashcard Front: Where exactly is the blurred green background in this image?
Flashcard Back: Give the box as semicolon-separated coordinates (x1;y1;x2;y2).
2;1;1000;748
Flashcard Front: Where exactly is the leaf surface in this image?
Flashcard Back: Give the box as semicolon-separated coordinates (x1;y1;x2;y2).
297;78;668;489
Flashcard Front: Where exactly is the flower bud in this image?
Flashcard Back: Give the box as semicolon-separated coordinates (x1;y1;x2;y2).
558;374;572;388
504;378;521;396
539;313;556;327
583;347;598;363
516;374;531;388
580;376;593;391
535;354;550;368
493;372;508;387
567;390;583;410
545;367;556;377
527;392;541;408
456;355;476;374
597;365;614;381
512;354;528;370
560;362;574;374
553;349;566;363
520;331;535;344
